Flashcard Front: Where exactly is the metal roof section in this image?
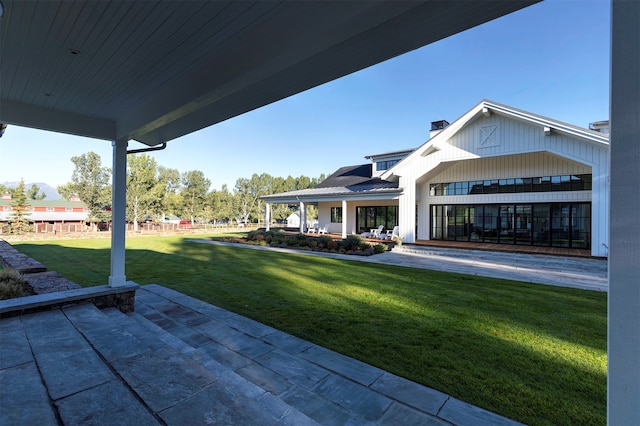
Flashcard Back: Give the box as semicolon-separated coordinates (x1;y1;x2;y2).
263;162;401;203
315;164;373;188
262;179;400;204
0;212;88;221
0;1;539;146
364;148;415;160
0;199;87;208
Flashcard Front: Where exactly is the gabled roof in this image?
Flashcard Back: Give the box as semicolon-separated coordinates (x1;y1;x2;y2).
381;99;610;180
262;164;400;203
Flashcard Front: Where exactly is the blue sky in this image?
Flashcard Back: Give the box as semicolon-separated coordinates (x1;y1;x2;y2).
0;0;610;194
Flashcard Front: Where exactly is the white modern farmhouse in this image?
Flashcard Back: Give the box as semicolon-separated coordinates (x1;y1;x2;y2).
262;100;609;257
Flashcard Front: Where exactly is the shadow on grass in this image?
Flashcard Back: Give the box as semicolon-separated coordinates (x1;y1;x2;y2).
14;238;606;426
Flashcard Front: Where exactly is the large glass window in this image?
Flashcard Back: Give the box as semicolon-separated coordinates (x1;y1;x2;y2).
532;204;550;246
514;205;532;245
355;206;398;233
431;202;590;250
430;174;591;196
571;204;591;249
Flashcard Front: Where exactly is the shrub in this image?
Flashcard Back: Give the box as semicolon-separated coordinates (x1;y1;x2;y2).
327;240;339;250
0;269;32;300
318;235;332;248
374;243;388;254
341;234;368;251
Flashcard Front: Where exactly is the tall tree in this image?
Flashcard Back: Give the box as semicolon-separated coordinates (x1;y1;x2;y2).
126;154;162;231
27;183;46;200
207;185;234;223
156;166;182;221
58;152;111;229
180;170;211;224
234;173;273;224
9;179;32;234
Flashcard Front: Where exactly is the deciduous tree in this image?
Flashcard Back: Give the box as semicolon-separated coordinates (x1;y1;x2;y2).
156;166;182;222
234;173;274;224
58;152;111;229
127;154;162;231
27;184;46;200
180;170;211;224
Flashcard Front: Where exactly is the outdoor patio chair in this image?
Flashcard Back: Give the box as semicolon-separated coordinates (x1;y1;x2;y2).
318;224;329;235
308;225;317;234
370;225;384;239
384;226;399;241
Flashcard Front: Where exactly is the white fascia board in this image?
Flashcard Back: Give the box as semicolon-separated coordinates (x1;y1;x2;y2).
0;100;116;141
381;99;609;181
263;191;402;204
483;100;610;146
381;100;487;180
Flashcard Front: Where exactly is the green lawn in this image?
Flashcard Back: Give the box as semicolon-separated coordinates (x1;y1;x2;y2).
14;235;607;426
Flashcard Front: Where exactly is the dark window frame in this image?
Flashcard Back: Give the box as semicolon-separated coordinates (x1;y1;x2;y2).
330;207;342;223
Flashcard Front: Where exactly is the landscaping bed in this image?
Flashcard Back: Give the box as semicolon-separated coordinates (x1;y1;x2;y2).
213;229;391;256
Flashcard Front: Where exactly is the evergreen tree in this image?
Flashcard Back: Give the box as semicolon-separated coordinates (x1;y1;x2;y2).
9;179;32;234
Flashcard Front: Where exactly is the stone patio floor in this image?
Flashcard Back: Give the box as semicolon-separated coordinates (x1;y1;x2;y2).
1;284;523;425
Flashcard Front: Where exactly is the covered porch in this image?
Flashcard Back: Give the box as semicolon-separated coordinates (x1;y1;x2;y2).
264;196;401;240
1;0;638;423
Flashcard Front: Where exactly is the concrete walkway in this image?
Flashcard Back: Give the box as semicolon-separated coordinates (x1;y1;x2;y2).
1;285;521;426
192;240;608;292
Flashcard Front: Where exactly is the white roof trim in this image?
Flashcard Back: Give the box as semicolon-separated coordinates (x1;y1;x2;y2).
381;99;609;180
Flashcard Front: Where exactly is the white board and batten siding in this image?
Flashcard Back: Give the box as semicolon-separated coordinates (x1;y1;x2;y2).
393;104;609;256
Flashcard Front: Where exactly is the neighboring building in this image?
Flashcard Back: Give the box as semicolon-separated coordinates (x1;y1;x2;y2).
262;100;610;257
0;195;89;233
286;212;300;228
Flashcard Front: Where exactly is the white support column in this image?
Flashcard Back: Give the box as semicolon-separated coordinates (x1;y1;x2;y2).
299;201;305;233
398;177;416;243
109;138;128;287
265;202;271;231
341;199;347;238
608;1;640;424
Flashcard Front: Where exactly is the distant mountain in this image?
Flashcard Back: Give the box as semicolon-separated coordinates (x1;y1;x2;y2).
1;182;61;200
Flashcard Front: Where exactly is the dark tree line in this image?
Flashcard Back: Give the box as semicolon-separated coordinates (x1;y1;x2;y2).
57;152;325;226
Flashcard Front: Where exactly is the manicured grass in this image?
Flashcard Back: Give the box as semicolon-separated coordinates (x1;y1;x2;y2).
14;236;606;426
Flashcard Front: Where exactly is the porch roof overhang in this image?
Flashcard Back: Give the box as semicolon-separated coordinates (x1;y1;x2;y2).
262;187;402;204
0;1;538;146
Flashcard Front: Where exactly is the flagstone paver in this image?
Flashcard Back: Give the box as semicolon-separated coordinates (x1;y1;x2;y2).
0;284;525;425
